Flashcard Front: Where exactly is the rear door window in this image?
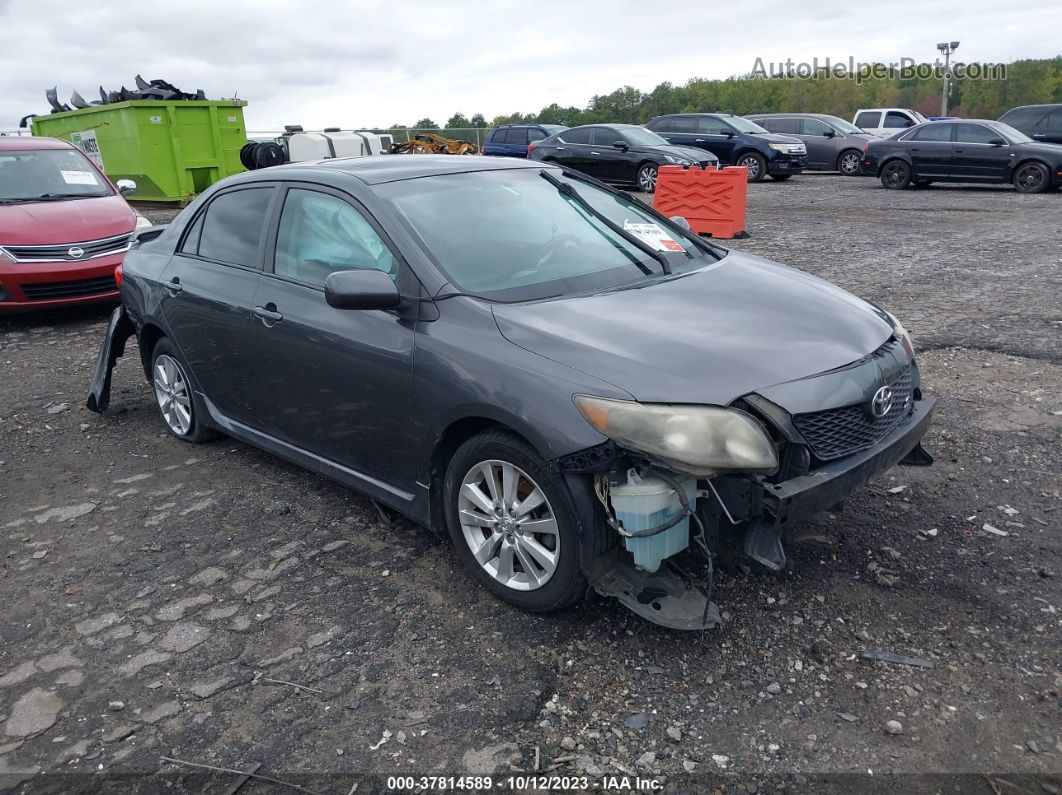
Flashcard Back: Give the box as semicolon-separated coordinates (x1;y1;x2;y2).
769;118;802;134
1045;110;1062;130
912;124;953;142
855;111;881;128
668;117;698;133
561;127;592;144
507;128;529;146
194;187;274;267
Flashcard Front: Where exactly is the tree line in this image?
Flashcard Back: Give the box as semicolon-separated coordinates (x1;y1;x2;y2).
386;56;1060;132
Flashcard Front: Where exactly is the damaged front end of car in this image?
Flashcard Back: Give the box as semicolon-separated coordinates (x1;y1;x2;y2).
555;336;936;631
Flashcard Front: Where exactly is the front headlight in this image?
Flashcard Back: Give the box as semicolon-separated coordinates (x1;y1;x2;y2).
573;396;778;476
768;143;790;153
664;155;691;165
884;310;915;357
135;215;152;230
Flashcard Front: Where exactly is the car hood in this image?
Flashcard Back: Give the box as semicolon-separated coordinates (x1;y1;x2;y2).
750;132;804;145
0;195;135;245
637;144;718;162
493;251;893;408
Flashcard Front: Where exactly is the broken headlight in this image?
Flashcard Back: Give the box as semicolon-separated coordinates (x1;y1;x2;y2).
573;396;778;476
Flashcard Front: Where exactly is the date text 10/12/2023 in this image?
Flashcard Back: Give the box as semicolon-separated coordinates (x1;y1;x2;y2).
385;775;664;791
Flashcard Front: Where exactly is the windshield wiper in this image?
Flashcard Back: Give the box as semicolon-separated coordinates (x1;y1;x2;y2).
539;170;667;275
34;192;109;201
553;168;725;262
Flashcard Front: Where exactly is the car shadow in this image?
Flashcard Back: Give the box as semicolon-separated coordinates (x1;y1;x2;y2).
0;300;117;330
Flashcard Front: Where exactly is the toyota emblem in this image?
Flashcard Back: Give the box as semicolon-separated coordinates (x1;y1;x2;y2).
67;247;85;259
869;385;893;419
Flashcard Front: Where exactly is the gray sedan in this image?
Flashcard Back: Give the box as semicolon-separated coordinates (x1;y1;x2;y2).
88;155;934;630
748;113;876;175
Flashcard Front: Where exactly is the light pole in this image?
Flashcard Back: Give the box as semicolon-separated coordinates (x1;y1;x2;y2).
937;41;959;116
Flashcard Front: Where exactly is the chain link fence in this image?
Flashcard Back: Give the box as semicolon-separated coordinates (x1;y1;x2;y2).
247;127;489;147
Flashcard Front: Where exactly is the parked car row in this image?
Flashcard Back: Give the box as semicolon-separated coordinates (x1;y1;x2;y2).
479;103;1062;194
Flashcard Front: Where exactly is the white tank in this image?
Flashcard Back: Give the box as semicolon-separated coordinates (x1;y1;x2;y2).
285;130;391;163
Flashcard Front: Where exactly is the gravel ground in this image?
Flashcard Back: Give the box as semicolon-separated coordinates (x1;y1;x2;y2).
1;174;1060;794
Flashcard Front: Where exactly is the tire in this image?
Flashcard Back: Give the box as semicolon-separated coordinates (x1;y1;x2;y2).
736;152;767;183
444;430;589;613
837;149;863;176
149;338;215;443
1013;161;1050;194
769;174;792;181
880;160;911;189
636;162;658;193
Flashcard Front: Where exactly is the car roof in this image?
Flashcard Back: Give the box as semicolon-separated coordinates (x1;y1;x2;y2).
230;154;552;186
1002;103;1061;112
747;112;836;119
0;136;77;151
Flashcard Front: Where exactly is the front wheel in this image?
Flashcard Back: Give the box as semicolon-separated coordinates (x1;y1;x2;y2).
769;174;792;181
736;152;767;183
1013;161;1049;194
837;149;863;176
444;430;588;612
880;160;911;189
636;163;658;193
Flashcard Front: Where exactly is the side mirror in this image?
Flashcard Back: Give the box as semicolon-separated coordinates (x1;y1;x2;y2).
325;269;401;310
612;140;628;151
725;131;735;139
116;179;136;196
987;137;1007;146
669;215;691;231
824;129;836;138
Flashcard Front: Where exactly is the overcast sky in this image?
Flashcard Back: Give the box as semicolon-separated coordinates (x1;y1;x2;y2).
2;0;1059;133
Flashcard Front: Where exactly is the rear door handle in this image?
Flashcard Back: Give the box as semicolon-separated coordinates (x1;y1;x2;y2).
1032;133;1046;138
555;146;566;150
695;138;706;142
253;304;283;325
954;148;965;153
589;151;599;155
164;277;183;294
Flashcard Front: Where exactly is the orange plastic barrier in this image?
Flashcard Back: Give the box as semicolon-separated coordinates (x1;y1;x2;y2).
652;165;749;239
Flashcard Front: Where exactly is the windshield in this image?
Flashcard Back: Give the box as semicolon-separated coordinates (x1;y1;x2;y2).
993;121;1034;144
0;148;111;201
826;116;864;134
727;117;769;134
379;168;711;301
619;127;670;147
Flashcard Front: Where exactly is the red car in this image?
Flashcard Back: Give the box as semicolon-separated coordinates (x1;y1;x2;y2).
0;136;150;312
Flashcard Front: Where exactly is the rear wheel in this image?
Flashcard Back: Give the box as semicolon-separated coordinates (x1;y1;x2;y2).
1013;161;1049;194
444;430;588;612
150;338;215;443
880;160;911;189
636;163;658;193
837;149;863;176
736;152;767;183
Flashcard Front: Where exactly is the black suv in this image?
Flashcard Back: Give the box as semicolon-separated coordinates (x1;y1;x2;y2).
646;113;807;182
998;104;1062;146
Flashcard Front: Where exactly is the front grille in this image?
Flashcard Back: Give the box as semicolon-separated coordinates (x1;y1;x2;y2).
3;234;131;263
792;366;914;461
21;275;117;301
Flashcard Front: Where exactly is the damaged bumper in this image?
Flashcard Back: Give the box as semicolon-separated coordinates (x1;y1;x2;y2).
86;305;135;413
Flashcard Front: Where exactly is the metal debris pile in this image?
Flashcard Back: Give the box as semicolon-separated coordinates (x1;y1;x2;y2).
45;75;209;114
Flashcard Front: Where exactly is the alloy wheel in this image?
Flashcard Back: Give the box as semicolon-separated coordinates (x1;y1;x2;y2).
839;152;861;175
638;165;657;192
882;162;907;188
738;156;761;180
153;354;192;436
458;460;559;591
1015;163;1045;192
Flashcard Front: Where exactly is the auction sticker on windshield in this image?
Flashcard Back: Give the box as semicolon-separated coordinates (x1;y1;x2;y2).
60;170;99;185
623;221;684;252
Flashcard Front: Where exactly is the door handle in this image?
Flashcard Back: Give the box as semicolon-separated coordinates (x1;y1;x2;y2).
589;151;599;155
1032;133;1045;138
253;304;283;325
910;147;920;151
954;148;965;153
555;146;566;150
164;277;183;294
695;138;706;142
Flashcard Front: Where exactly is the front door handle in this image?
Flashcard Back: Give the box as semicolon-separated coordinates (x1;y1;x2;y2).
695;138;706;142
954;148;965;153
253;304;283;325
1032;133;1045;138
555;146;566;150
589;151;599;155
164;277;183;294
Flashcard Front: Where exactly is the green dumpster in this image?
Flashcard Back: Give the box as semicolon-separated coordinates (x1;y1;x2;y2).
31;100;248;203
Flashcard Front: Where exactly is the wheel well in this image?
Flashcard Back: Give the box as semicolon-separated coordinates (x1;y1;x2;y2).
427;417;534;533
837;147;862;165
735;149;763;162
878;156;909;175
1013;158;1050;174
138;323;165;377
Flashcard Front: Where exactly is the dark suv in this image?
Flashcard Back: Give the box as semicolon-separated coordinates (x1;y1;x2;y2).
482;124;568;158
646;113;807;182
998;104;1062;146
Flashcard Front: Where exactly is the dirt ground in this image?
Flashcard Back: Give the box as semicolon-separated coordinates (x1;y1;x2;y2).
1;173;1059;794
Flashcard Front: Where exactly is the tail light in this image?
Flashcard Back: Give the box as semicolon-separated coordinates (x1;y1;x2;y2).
527;143;538;154
114;263;123;288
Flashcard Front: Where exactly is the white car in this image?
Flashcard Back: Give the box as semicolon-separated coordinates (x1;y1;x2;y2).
852;108;929;139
